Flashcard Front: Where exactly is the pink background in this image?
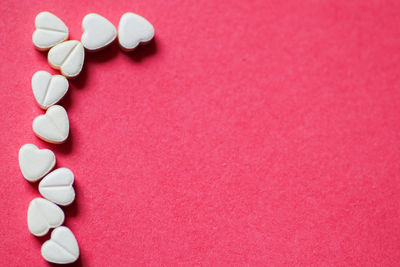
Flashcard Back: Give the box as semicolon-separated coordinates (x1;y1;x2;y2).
1;0;400;266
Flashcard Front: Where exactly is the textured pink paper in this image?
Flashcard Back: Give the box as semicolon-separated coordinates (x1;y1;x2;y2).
1;0;400;266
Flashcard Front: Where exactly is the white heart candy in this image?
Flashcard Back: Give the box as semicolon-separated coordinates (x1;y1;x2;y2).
81;13;117;51
32;71;69;109
118;12;154;51
32;12;69;51
32;105;69;144
41;226;79;264
48;40;85;78
19;144;55;182
39;168;75;206
27;198;64;237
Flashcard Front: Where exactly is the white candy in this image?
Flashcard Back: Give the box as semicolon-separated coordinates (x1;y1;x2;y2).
39;168;75;206
32;71;69;110
41;226;79;264
19;144;55;182
32;12;69;51
27;198;64;237
48;40;85;78
81;13;117;51
118;12;154;51
32;105;69;144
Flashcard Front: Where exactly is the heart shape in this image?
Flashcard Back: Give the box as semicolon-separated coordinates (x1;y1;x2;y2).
118;12;154;51
19;144;55;182
41;226;79;264
48;40;85;78
81;13;117;51
39;168;75;206
32;70;69;109
32;105;69;144
32;11;69;51
27;198;64;237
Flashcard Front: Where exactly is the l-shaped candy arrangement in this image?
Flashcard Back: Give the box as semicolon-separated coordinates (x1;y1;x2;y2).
18;11;154;264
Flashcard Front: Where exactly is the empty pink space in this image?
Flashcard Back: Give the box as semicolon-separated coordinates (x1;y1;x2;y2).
1;0;400;266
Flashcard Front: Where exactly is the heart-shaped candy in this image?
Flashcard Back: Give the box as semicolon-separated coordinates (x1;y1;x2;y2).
48;40;85;78
41;226;79;264
32;12;69;51
27;198;64;237
39;168;75;206
32;105;69;144
19;144;56;182
32;70;69;109
118;12;154;51
81;13;117;51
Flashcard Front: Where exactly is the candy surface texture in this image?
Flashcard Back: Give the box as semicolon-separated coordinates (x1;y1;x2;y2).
41;226;79;264
48;40;85;78
19;144;56;182
27;198;65;236
118;12;154;51
39;168;75;206
32;105;69;144
32;12;69;51
81;13;117;51
32;71;69;109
